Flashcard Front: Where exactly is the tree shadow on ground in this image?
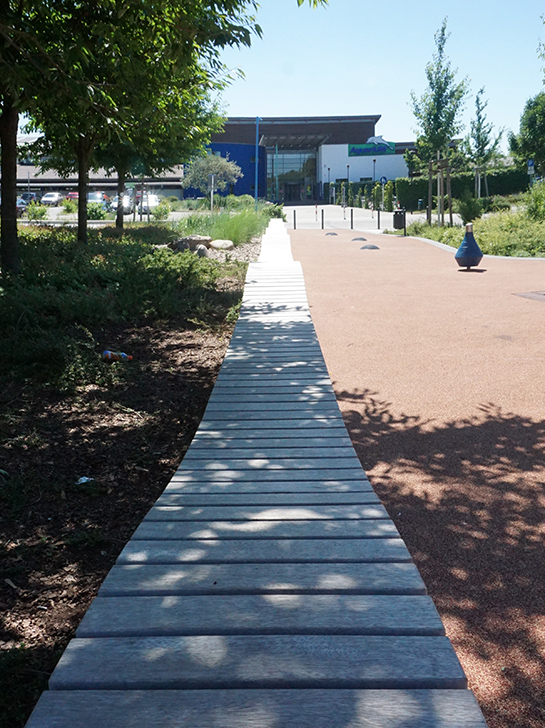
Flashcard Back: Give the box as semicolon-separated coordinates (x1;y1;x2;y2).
337;387;545;728
0;319;229;728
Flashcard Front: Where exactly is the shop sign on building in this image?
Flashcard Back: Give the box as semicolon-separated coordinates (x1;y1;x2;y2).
348;137;395;156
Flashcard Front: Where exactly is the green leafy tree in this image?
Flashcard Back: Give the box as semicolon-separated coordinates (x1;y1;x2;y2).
509;92;545;176
94;69;223;229
372;182;381;210
384;180;394;211
0;1;71;273
465;88;502;196
182;154;243;196
1;0;329;269
410;18;468;166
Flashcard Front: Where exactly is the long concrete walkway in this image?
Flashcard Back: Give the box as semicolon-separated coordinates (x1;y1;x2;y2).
26;220;487;727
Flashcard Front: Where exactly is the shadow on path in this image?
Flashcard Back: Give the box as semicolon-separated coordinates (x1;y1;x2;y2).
337;387;545;728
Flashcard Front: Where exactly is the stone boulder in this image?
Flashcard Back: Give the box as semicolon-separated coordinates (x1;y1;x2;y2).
169;234;212;252
210;239;234;251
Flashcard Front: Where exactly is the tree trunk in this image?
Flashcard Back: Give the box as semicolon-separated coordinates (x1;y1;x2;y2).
116;167;127;230
76;138;92;244
427;160;433;225
0;97;20;274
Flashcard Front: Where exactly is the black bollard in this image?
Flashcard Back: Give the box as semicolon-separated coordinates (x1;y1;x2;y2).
377;209;380;229
351;208;353;230
293;210;296;230
321;209;324;230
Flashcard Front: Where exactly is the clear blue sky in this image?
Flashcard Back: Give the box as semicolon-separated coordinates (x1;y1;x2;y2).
217;0;545;151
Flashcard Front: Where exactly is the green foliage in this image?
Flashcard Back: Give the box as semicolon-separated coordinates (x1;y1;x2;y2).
509;92;545;175
0;225;249;388
404;211;545;257
384;180;394;212
372;182;381;210
466;87;502;167
455;189;482;224
182;154;243;196
216;194;255;210
61;198;77;214
410;18;468;163
524;180;545;220
87;202;107;220
395;168;529;210
151;200;171;221
25;201;48;220
172;209;269;245
263;204;286;221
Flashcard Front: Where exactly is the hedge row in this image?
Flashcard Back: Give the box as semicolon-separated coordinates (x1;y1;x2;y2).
395;168;530;210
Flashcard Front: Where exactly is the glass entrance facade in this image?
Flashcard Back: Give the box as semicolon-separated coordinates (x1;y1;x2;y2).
267;150;317;202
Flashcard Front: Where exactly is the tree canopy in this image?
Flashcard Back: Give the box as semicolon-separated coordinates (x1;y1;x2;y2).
182;154;243;195
1;0;330;272
509;92;545;176
409;18;468;164
466;88;502;168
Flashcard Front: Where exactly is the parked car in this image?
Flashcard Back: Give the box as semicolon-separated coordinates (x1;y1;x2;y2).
16;197;27;217
41;191;64;206
21;192;38;204
110;194;134;214
138;194;160;213
87;191;109;208
66;191;79;200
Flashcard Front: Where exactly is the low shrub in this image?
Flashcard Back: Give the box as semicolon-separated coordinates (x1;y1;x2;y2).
455;190;482;224
87;202;107;220
0;226;248;389
61;198;77;214
524;180;545;221
403;210;545;257
151;200;171;221
175;209;269;245
263;203;286;220
26;202;48;221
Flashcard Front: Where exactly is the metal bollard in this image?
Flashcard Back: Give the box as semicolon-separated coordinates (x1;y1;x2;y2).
293;210;296;230
377;209;380;229
321;209;324;230
350;208;353;230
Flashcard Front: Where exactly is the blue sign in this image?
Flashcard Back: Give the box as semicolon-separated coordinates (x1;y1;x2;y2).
380;176;388;185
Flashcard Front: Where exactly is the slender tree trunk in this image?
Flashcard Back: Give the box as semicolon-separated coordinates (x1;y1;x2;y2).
0;97;20;274
427;160;433;225
115;167;127;230
76;137;93;244
447;165;453;228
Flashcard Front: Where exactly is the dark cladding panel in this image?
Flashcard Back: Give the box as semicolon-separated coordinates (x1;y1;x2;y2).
212;116;381;148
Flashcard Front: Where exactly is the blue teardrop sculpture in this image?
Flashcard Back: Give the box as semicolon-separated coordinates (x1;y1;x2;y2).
455;229;483;268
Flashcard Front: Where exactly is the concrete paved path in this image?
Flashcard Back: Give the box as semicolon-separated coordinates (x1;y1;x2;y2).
25;220;487;727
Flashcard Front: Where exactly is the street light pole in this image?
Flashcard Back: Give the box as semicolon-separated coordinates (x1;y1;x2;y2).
255;116;260;211
373;159;376;182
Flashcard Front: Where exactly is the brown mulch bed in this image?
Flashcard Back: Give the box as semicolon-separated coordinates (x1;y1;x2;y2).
0;318;234;728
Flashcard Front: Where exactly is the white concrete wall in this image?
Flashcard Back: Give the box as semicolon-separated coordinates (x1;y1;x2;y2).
319;144;408;184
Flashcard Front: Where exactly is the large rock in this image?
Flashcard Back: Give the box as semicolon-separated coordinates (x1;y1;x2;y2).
210;239;234;251
169;235;212;252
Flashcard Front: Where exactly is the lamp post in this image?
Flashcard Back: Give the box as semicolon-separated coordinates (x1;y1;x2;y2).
209;174;215;213
373;158;376;182
254;116;260;211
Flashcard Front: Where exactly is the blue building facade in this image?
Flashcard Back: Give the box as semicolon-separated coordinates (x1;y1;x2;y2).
208;143;267;198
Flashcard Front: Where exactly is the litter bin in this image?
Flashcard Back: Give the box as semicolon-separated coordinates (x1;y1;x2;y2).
393;209;406;230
